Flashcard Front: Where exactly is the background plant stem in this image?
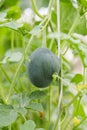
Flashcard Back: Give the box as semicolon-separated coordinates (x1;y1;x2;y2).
7;35;34;103
53;0;63;130
0;64;11;83
42;28;46;47
11;31;14;51
30;0;44;19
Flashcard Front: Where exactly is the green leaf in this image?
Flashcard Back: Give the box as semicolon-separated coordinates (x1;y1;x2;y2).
74;100;86;117
71;74;83;84
0;104;13;110
29;90;46;101
60;1;76;33
1;51;23;64
15;107;27;115
6;6;21;20
78;0;87;8
0;104;18;127
26;102;43;112
29;25;43;35
4;0;19;7
20;120;36;130
51;9;57;24
11;93;30;108
0;21;23;30
47;32;70;40
70;38;87;67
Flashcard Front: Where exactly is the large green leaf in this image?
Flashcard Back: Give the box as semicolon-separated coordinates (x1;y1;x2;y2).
0;104;18;127
70;38;87;67
60;1;87;34
29;90;46;101
29;25;43;35
4;0;19;7
6;6;21;20
20;120;36;130
1;50;23;64
26;102;43;112
60;1;76;33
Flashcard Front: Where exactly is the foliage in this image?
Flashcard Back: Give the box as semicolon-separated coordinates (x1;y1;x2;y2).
0;0;87;130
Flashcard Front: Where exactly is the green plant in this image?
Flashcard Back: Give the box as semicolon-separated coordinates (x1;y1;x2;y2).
0;0;87;130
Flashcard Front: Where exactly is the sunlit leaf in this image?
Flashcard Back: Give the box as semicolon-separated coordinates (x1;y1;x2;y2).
29;25;43;35
6;6;21;20
71;74;83;84
74;100;86;117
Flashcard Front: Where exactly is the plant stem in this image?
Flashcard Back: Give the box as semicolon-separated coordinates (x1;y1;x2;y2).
30;0;44;18
8;124;11;130
75;95;82;116
49;21;58;46
57;0;60;58
57;0;62;128
49;85;51;123
48;0;54;14
49;39;54;50
64;92;82;109
42;27;46;47
0;64;11;83
6;57;24;103
31;0;53;19
0;87;7;104
24;35;34;55
56;74;71;87
83;67;87;84
11;31;14;51
22;36;25;50
18;112;26;122
7;35;34;103
61;11;80;56
68;12;80;35
54;74;82;110
53;0;63;130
